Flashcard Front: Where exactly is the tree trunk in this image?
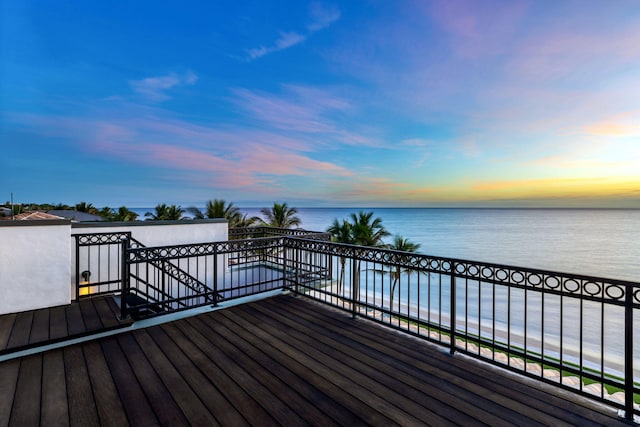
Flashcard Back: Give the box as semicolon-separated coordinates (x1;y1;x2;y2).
390;268;400;311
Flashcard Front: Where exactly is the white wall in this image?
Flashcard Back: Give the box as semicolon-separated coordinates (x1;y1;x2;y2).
72;219;227;246
0;219;228;314
0;220;72;314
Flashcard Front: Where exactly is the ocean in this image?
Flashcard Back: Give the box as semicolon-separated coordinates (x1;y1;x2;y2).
250;208;640;282
285;207;640;375
132;207;639;280
132;207;639;373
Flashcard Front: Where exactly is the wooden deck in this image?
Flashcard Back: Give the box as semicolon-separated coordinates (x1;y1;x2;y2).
0;295;132;355
0;295;628;426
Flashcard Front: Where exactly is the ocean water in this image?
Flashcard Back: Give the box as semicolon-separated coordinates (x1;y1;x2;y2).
132;207;639;373
284;208;640;375
133;207;639;281
250;208;640;282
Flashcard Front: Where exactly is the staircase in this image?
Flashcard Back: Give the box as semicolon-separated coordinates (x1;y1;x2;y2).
124;237;224;319
74;232;224;320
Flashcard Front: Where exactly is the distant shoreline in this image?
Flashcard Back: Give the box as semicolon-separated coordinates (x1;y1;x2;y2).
132;206;640;211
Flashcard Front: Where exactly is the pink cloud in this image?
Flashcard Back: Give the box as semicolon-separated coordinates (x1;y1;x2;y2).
580;110;640;137
232;88;335;133
85;117;354;190
88;139;323;191
507;24;640;82
585;123;640;137
5;106;355;193
327;1;640;158
427;0;530;59
231;85;378;147
242;143;352;177
114;116;313;153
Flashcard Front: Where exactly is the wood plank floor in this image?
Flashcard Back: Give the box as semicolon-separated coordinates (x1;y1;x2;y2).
0;296;132;355
0;295;629;426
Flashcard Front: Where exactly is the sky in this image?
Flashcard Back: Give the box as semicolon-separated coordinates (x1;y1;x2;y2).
1;0;640;208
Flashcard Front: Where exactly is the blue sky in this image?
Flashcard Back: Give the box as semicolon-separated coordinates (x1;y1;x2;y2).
2;0;640;208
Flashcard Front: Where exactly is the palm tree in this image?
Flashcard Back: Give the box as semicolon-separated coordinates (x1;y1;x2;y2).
350;211;390;247
188;199;243;226
75;202;99;215
145;203;185;220
165;204;186;220
327;212;389;297
98;206;114;219
386;235;421;310
328;218;354;244
112;206;139;221
235;213;260;228
260;202;301;228
349;211;389;301
327;219;354;292
99;206;139;221
145;204;168;220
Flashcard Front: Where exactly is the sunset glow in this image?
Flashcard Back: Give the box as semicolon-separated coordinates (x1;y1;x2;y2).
1;1;639;207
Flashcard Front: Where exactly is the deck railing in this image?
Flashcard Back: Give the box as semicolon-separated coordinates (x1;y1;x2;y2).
74;233;219;310
120;232;333;316
74;232;132;298
228;226;332;240
122;236;289;317
76;229;639;420
285;237;640;421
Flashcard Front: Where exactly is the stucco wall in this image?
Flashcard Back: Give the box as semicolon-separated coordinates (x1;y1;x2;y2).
0;219;228;314
0;220;72;315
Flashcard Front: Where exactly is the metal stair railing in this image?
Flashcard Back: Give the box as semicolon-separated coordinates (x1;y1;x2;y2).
129;237;223;304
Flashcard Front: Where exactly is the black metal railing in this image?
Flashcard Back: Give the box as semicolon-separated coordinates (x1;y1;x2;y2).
228;226;332;240
74;232;132;298
284;237;640;421
74;232;221;318
120;235;331;319
74;228;329;314
76;229;640;420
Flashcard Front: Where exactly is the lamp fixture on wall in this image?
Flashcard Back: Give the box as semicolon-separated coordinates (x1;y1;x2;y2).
79;270;91;297
81;270;91;283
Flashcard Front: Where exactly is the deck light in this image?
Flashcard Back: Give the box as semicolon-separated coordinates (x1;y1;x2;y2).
79;270;91;296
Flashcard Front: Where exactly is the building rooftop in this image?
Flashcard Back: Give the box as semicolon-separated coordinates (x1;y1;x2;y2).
47;210;106;222
0;294;626;426
0;211;65;221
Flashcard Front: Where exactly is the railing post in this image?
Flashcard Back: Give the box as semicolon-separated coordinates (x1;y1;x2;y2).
74;235;80;300
282;239;288;292
161;260;166;302
294;246;300;296
624;283;634;421
450;260;456;355
212;246;218;307
120;236;131;320
351;256;358;319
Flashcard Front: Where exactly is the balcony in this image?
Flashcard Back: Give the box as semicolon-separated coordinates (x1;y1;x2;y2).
0;294;629;425
0;226;638;424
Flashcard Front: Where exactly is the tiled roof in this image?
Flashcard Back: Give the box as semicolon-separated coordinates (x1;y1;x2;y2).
0;211;65;220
